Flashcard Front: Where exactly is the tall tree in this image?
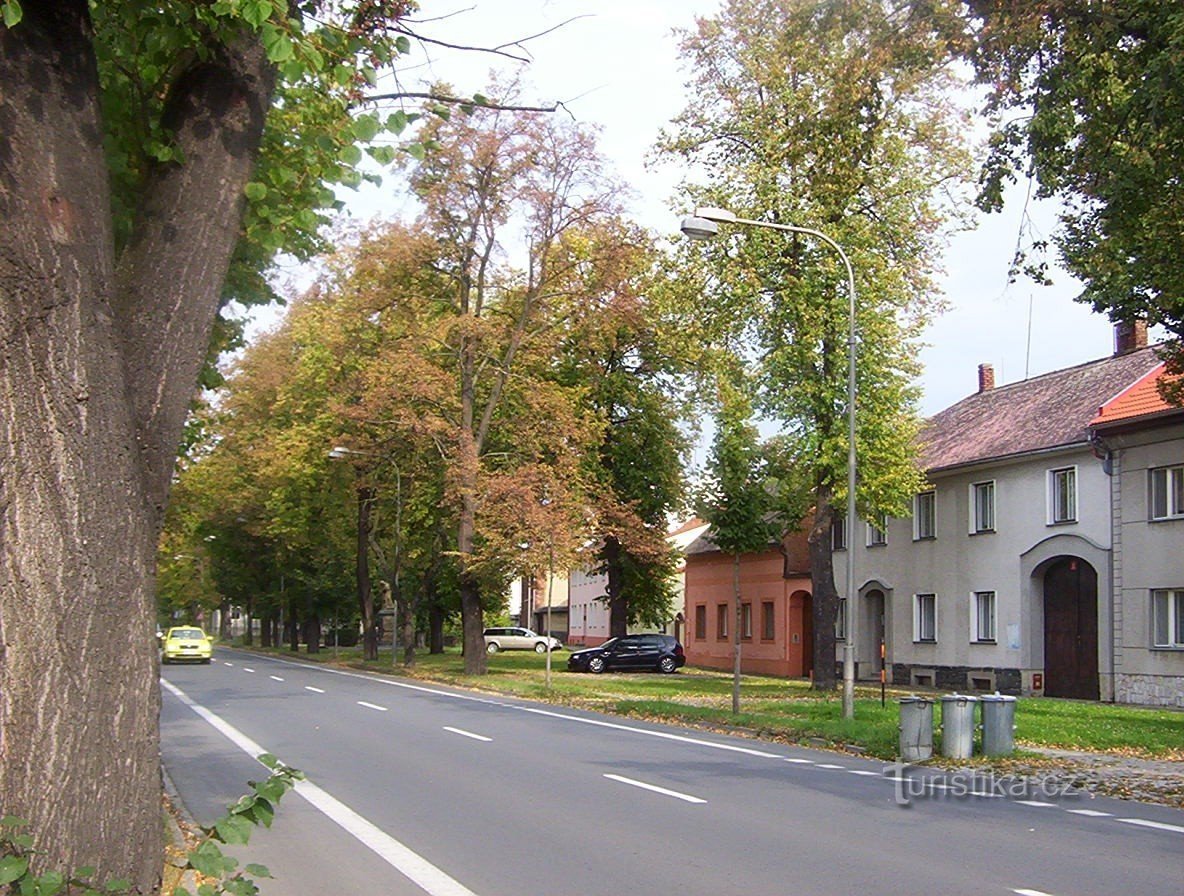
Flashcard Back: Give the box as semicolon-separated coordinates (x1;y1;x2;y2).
0;2;425;885
554;220;689;637
698;374;781;713
965;0;1184;385
660;0;974;688
405;86;623;672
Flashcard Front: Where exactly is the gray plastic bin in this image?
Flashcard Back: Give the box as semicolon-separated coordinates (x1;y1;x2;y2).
898;696;934;761
980;692;1017;756
939;693;978;759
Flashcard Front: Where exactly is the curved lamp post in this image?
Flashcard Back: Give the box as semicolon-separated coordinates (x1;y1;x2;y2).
680;206;859;720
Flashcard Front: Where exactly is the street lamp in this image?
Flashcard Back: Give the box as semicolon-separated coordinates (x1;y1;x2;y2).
681;206;859;720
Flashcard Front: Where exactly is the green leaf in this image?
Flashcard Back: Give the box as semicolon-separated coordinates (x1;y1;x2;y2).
243;864;272;879
171;886;193;896
104;878;131;892
244;182;268;201
188;842;226;879
395;35;410;54
0;855;28;886
353;114;381;142
339;144;362;166
3;1;23;27
215;814;255;845
241;0;272;28
260;24;294;63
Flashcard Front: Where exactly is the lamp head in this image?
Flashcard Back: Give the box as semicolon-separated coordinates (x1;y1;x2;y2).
680;215;719;241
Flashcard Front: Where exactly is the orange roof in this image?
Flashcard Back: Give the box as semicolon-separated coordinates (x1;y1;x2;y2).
1090;362;1182;425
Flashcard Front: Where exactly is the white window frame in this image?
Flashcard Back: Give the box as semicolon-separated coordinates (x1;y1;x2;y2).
970;480;995;534
913;490;936;540
831;516;847;551
913;593;936;643
866;516;887;547
1048;466;1077;524
971;590;996;643
1150;465;1184;521
1152;589;1184;648
835;597;847;641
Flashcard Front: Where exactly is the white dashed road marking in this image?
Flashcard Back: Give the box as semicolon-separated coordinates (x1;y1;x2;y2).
1067;809;1111;817
603;774;706;804
1118;818;1184;834
270;675;284;682
357;701;388;712
443;727;492;742
305;686;325;693
1016;800;1057;808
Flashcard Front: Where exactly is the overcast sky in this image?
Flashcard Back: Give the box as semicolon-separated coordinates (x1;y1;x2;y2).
268;0;1132;416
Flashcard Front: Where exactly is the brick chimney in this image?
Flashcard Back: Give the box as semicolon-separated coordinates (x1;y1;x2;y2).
978;363;995;393
1114;319;1148;356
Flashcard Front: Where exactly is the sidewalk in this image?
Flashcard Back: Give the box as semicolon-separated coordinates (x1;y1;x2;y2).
988;746;1184;809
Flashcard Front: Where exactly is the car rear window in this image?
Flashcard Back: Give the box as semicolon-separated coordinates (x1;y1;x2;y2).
171;629;204;639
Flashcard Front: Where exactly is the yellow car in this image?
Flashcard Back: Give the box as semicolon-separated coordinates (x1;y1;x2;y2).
161;626;213;664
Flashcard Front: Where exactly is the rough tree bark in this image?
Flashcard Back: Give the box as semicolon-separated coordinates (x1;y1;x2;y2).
0;4;275;890
808;492;840;691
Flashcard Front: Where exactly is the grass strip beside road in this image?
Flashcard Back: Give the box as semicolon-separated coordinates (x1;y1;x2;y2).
239;644;1183;761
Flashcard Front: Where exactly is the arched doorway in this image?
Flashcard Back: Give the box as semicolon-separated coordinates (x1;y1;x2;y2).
788;591;813;678
863;589;886;682
1043;557;1099;700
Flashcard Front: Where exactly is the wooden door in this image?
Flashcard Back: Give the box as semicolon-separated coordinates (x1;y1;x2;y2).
1043;558;1099;700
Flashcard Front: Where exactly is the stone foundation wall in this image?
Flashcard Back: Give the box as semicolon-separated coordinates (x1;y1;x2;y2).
892;663;1022;695
1114;673;1184;708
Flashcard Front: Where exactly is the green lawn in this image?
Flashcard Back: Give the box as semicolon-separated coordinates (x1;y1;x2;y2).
244;643;1183;761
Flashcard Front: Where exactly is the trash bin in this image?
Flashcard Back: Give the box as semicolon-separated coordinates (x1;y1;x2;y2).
940;693;979;759
898;696;934;761
980;692;1017;756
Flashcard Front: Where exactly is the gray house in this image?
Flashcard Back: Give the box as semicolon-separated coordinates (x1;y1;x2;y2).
836;323;1164;701
1090;357;1184;707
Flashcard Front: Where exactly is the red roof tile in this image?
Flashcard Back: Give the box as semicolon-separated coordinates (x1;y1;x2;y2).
1090;363;1183;426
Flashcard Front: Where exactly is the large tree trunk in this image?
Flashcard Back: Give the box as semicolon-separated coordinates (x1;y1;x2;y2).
0;7;274;889
808;494;840;691
604;536;628;638
356;485;378;660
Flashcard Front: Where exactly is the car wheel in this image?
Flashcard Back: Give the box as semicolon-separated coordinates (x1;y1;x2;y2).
202;658;211;664
161;656;169;665
658;655;677;674
486;641;500;654
534;642;547;654
588;656;606;674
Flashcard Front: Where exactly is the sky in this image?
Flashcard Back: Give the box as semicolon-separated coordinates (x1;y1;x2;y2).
263;0;1133;416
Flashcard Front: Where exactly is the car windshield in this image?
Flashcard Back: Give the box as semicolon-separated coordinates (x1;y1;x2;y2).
599;638;617;649
171;629;204;640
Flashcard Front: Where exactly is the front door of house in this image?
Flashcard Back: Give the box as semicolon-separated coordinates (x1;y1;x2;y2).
1043;557;1099;700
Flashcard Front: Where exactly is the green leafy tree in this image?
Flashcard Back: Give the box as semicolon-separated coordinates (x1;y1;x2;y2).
554;220;690;637
966;0;1184;387
698;375;781;713
660;0;974;689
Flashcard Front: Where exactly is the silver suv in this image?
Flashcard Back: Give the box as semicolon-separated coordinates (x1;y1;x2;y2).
483;627;563;654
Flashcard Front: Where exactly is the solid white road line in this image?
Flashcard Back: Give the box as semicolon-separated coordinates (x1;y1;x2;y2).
161;679;480;896
443;727;492;742
1117;818;1184;834
603;774;706;804
305;686;325;694
357;701;388;712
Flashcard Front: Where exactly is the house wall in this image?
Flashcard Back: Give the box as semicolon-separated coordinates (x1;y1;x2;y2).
684;548;812;678
1105;421;1184;707
839;445;1113;695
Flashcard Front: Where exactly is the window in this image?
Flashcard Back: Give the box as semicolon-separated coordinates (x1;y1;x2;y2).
867;516;887;547
694;605;707;640
972;591;996;643
835;597;847;640
741;603;753;640
1150;466;1184;520
914;490;936;540
971;481;995;533
717;604;729;640
1049;466;1077;524
831;516;847;551
761;601;775;640
914;593;936;642
1152;589;1184;648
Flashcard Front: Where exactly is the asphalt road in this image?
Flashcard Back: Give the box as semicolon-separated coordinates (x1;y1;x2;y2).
160;649;1184;896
